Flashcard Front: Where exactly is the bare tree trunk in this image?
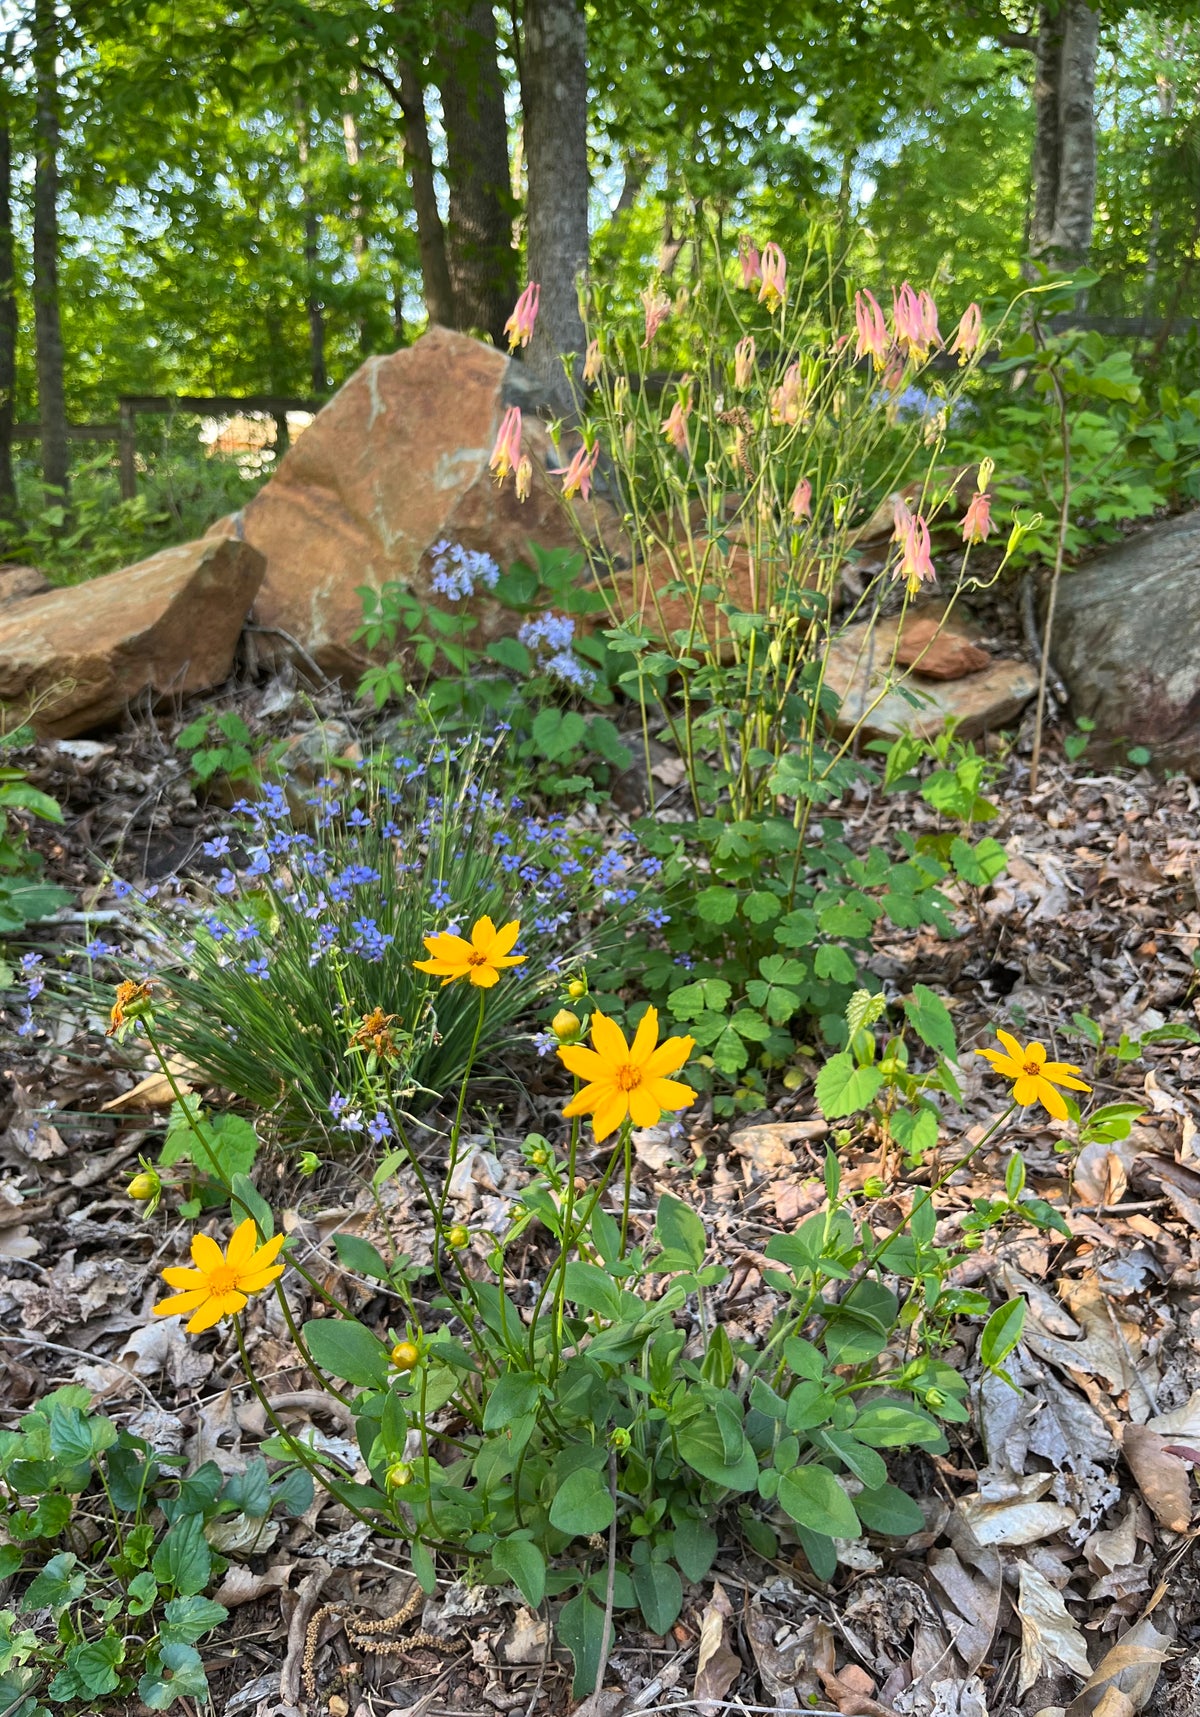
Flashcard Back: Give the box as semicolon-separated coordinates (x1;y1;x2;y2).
0;50;20;527
522;0;588;413
1028;0;1100;277
395;58;456;329
439;0;516;346
341;93;373;353
32;0;68;502
295;107;328;393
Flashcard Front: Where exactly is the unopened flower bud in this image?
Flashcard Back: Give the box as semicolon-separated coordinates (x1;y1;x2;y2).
862;1176;886;1199
296;1152;320;1176
515;455;533;504
567;979;587;1000
126;1170;159;1201
530;1147;550;1168
386;1460;413;1489
551;1009;581;1042
447;1224;469;1249
926;1388;946;1409
390;1340;420;1372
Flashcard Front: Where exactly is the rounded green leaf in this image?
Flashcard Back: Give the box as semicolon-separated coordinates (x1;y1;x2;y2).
549;1467;614;1537
492;1538;546;1608
632;1560;683;1636
301;1317;391;1388
776;1467;860;1540
852;1483;925;1537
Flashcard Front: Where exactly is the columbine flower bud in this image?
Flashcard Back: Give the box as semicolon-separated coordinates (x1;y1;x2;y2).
950;302;983;363
390;1340;420;1372
127;1169;160;1201
515;455;533;504
641;285;671;347
790;477;812;521
977;456;995;494
583;339;602;385
737;233;762;288
551;1009;582;1042
504;283;540;351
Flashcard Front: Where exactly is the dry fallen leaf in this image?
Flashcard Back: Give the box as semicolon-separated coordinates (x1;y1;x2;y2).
1062;1614;1172;1717
958;1476;1077;1547
100;1059;194;1112
1018;1563;1093;1696
1120;1426;1192;1533
694;1581;741;1710
213;1561;294;1607
927;1544;1002;1675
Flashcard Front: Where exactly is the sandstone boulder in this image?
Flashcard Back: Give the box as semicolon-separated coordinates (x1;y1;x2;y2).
825;608;1036;741
0;536;264;737
212;326;613;680
0;565;51;607
1051;510;1200;771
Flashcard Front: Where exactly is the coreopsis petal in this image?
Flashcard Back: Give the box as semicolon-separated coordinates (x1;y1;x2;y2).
629;1006;660;1068
1034;1079;1068;1121
226;1219;259;1270
470;964;501;987
1011;1075;1045;1107
591;1092;630;1142
161;1265;206;1290
557;1045;610;1082
976;1045;1023;1078
235;1262;286;1293
1040;1063;1090;1090
246;1233;286;1273
643;1036;696;1079
1024;1041;1048;1067
995;1029;1026;1064
645;1076;696;1113
488;919;521;958
628;1085;663;1128
562;1081;606;1119
589;1011;631;1064
472;916;500;950
187;1292;246;1334
154;1289;209;1318
190;1232;226;1273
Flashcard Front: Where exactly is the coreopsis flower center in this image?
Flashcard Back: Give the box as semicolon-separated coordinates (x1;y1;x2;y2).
467;950;488;967
207;1265;239;1295
615;1063;643;1092
1023;1059;1042;1077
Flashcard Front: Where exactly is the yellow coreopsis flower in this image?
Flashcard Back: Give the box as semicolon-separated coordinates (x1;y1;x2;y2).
154;1219;286;1334
559;1007;695;1141
975;1030;1091;1121
413;915;524;988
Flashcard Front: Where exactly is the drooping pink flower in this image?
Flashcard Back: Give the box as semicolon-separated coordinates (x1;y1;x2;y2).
950;303;983;364
771;362;804;425
661;384;693;453
738;234;762;288
891;282;939;362
504;283;540;352
891;494;914;542
790;477;812;521
962;490;993;544
895;511;937;595
553;440;601;503
918;289;941;351
583;339;602;384
758;242;787;312
641;286;672;347
854;289;889;368
734;335;756;391
488;406;522;486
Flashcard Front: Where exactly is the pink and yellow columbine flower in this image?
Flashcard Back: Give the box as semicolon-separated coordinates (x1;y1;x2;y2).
734;335;756;391
553;440;600;503
661;383;693;452
504;283;540;351
895;509;936;596
758;242;787;312
771;362;805;426
950;302;983;363
515;455;533;503
962;490;993;544
155;1219;286;1335
583;339;602;384
790;476;812;521
489;406;522;486
414;915;525;988
641;286;672;348
892;282;940;362
738;234;762;289
559;1007;696;1142
976;1030;1091;1121
854;289;889;369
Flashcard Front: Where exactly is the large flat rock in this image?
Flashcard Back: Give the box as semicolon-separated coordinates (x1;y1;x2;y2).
0;536;264;736
1051;510;1200;771
213;326;614;680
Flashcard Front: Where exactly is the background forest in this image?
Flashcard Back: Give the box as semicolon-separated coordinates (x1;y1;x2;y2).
0;0;1197;573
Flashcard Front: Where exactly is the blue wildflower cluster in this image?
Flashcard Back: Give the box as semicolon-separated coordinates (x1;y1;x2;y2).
429;540;501;602
517;610;597;691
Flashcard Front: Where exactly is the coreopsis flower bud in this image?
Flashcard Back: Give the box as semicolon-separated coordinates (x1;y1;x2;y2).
551;1009;582;1042
390;1340;420;1372
567;978;587;1000
127;1169;160;1202
447;1224;469;1249
107;978;154;1038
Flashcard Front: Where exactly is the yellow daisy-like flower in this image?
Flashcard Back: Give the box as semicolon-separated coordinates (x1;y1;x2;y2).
559;1007;696;1142
975;1030;1091;1121
413;915;524;988
154;1218;286;1334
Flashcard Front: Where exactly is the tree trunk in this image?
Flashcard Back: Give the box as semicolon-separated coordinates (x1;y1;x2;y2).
341;95;373;353
439;0;516;346
395;57;456;329
522;0;588;414
0;53;20;528
32;0;68;502
1028;0;1100;276
295;108;328;393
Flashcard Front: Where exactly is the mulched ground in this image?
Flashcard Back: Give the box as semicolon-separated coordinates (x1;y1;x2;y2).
3;656;1200;1717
